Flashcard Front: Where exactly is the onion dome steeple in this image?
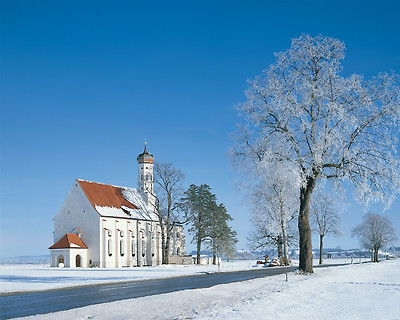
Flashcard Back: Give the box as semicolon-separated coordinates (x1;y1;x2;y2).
137;141;154;164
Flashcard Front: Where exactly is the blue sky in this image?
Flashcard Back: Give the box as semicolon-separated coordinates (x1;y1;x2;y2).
1;0;399;258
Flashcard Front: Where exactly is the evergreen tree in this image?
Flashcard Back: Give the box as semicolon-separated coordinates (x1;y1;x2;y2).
180;184;215;264
181;184;237;264
205;203;238;264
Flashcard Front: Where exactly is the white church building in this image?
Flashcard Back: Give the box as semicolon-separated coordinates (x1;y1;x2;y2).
49;145;186;268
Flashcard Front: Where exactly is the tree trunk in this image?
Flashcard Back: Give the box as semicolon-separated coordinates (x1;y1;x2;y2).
160;224;166;264
319;234;324;265
161;238;166;264
374;248;379;262
212;241;217;265
298;176;317;273
196;236;201;265
277;233;283;260
281;219;289;266
164;232;171;264
217;248;220;272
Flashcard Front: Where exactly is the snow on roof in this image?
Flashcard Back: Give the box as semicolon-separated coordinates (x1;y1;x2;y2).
77;179;157;221
121;187;158;221
49;233;88;249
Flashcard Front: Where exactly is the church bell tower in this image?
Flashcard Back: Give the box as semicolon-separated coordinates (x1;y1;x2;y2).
137;142;155;211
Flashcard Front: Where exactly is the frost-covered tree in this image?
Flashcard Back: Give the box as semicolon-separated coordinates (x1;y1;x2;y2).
248;163;298;265
248;208;297;264
352;213;397;262
153;162;185;264
232;34;400;273
311;190;341;265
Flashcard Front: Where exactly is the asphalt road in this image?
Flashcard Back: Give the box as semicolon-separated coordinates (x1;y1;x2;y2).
0;265;298;319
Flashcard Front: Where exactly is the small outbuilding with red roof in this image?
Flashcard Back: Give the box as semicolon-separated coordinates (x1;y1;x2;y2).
49;233;88;267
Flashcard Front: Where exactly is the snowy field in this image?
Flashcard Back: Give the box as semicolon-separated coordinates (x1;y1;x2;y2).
7;259;399;320
0;258;369;294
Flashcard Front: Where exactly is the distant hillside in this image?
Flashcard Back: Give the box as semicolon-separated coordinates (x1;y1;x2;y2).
230;247;400;261
0;255;50;264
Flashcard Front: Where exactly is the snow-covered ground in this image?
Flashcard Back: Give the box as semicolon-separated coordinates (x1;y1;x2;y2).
3;258;399;319
0;258;368;294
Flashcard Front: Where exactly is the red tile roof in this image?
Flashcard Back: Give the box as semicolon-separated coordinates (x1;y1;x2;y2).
77;180;139;211
49;233;88;249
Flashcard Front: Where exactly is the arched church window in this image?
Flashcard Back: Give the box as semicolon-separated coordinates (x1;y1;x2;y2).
131;240;136;257
120;240;124;256
108;239;112;256
142;239;146;257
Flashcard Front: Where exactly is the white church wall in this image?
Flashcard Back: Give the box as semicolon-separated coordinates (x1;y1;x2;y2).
116;220;128;267
61;249;71;267
129;226;138;267
153;223;162;265
138;222;146;266
146;222;153;266
53;180;100;266
101;218;163;268
102;224;114;268
102;218;121;268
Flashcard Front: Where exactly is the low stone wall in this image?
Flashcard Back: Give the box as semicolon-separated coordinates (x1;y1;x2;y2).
168;255;194;265
194;256;221;265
